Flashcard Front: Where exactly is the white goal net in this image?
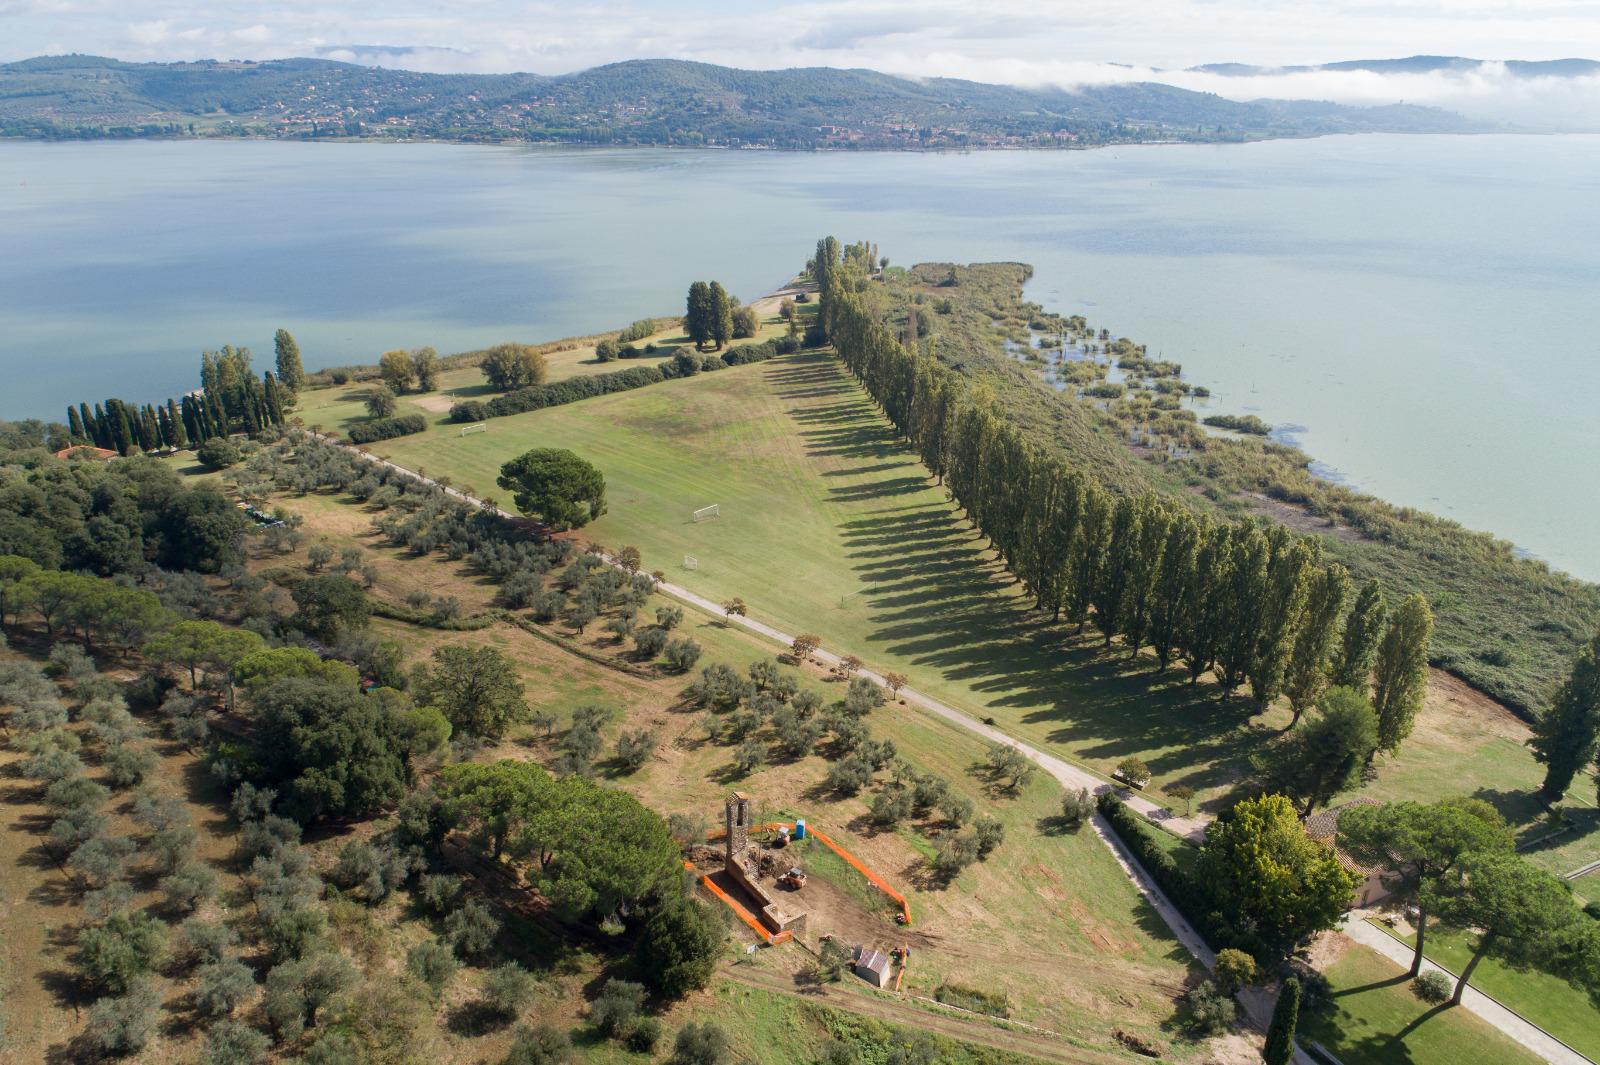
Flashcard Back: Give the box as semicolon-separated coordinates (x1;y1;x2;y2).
692;504;720;522
459;423;488;437
683;555;699;570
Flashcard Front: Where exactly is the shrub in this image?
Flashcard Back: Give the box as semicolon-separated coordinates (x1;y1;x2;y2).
346;413;426;445
1413;969;1452;1003
594;338;619;362
503;1023;574;1065
445;897;500;961
1185;979;1236;1034
1059;788;1094;830
663;636;702;673
483;365;664;420
76;911;168;994
671;1021;729;1065
590;978;646;1039
618;319;656;343
1214;948;1259;994
200;1019;270;1065
449;400;487;423
406;939;458;996
482;962;539;1021
628;1016;664;1053
197;436;243;470
417;873;463;916
82;983;159;1057
638;898;724;998
194;958;257;1017
633;625;669;658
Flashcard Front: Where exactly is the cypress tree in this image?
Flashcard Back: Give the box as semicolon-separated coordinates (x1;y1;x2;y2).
274;327;305;393
91;403;111;449
138;405;161;451
1529;629;1600;800
1332;580;1387;689
181;396;203;444
1262;977;1300;1065
263;372;285;426
156;405;175;449
207;389;229;439
79;403;97;446
110;401;136;455
1372;593;1434;757
167;398;189;448
66;405;86;444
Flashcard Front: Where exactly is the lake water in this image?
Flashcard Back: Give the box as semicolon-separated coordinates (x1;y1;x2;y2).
3;136;1597;579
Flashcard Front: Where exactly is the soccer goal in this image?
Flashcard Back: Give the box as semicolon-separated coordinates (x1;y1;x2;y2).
683;555;699;570
459;423;488;438
692;504;721;522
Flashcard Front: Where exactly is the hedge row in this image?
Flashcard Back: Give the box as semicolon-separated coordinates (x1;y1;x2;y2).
367;599;497;630
346;413;426;444
1095;792;1233;952
450;335;804;424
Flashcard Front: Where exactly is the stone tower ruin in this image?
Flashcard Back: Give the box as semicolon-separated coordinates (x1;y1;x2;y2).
725;791;750;863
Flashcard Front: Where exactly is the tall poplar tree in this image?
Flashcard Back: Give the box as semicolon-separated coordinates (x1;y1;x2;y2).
1331;580;1386;689
1371;593;1433;756
274;328;305;393
1147;509;1201;670
1249;531;1315;708
1284;563;1351;727
1181;522;1232;685
685;282;713;350
708;282;733;350
1528;629;1600;800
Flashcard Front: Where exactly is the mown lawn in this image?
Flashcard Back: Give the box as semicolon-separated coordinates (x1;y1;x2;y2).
1375;920;1600;1060
361;346;1600;864
1299;945;1544;1065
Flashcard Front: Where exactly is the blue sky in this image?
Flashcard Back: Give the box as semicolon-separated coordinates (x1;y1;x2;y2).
4;0;1599;123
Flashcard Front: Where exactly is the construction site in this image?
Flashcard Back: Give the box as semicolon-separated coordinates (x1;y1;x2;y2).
685;793;919;989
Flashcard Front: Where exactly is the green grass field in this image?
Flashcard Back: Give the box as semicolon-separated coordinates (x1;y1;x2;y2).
1376;920;1600;1060
360;347;1600;865
293;307;796;439
1299;945;1543;1065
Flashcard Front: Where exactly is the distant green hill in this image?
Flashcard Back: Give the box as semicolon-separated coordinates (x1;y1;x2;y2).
0;54;1481;148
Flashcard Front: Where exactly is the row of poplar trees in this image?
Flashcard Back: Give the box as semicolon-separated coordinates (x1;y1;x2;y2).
816;237;1435;755
65;338;300;456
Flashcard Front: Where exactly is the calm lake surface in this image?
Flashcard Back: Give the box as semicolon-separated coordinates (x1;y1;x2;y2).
2;136;1597;578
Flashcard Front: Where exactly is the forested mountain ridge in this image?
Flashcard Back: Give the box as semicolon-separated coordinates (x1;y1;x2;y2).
0;53;1480;147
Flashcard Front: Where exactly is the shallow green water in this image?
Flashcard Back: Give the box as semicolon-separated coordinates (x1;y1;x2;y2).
2;136;1596;577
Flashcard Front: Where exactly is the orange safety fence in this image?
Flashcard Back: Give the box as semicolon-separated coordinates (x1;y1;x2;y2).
805;826;913;926
683;860;793;946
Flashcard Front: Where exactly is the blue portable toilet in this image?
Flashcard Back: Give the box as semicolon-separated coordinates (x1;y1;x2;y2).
794;819;806;840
